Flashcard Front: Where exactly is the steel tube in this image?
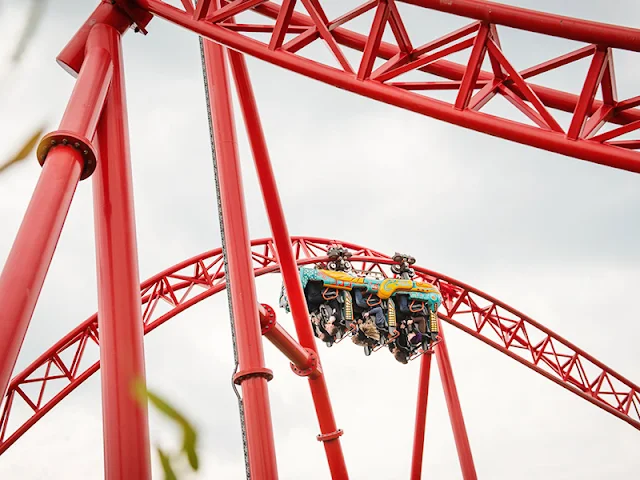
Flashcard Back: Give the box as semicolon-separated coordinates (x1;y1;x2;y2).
257;305;313;368
137;0;640;173
410;353;433;480
0;148;83;403
265;324;312;368
91;23;151;479
253;1;640;127
434;324;477;479
401;0;640;52
0;28;114;403
57;3;131;76
201;39;279;478
228;49;349;478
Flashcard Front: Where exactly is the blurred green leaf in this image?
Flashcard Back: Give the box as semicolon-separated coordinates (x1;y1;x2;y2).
133;380;200;477
157;448;178;480
0;126;45;174
145;389;200;471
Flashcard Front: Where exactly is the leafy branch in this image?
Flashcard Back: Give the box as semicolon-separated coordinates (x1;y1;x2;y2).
134;380;201;479
0;0;48;176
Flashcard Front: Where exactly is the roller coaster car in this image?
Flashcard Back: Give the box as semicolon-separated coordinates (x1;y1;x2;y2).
303;281;352;347
279;267;443;357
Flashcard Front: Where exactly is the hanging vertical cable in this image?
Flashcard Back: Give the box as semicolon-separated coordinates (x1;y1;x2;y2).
198;34;251;479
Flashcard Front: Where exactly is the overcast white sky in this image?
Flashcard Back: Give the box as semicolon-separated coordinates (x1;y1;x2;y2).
0;0;639;478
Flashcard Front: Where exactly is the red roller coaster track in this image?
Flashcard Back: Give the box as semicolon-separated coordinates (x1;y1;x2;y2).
1;237;638;471
0;0;639;478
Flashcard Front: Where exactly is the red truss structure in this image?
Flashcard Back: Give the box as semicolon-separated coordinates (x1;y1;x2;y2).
0;1;638;479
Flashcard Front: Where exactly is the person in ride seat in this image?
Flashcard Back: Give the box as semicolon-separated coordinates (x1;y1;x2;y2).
389;343;409;364
325;320;339;339
310;311;335;343
397;320;415;351
363;305;387;331
351;319;380;347
407;328;423;348
354;289;387;331
356;317;380;342
408;316;427;334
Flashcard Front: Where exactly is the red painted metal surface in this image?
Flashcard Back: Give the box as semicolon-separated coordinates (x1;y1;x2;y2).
91;23;152;480
136;0;640;173
258;303;316;373
0;26;113;405
435;323;477;479
2;0;640;476
227;47;348;479
56;2;152;76
2;237;638;458
201;36;279;479
410;352;433;480
402;0;640;50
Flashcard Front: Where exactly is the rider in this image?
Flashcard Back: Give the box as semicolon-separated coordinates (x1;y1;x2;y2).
363;306;387;330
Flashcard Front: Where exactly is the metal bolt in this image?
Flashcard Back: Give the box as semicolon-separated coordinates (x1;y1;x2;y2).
51;140;56;145
62;139;68;145
83;150;89;155
74;142;80;149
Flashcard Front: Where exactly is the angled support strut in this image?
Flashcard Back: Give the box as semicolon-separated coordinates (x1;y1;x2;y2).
0;23;113;405
227;45;349;479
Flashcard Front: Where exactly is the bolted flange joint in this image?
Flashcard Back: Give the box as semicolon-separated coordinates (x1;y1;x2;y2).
233;367;274;385
260;303;276;335
316;429;344;443
290;348;322;378
36;131;98;180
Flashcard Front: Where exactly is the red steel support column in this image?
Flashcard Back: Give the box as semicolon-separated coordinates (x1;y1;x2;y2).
434;323;477;480
202;40;279;478
410;353;433;480
0;30;113;403
91;24;151;479
228;50;349;479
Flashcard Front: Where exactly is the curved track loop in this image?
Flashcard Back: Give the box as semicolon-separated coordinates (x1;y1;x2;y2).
137;0;640;172
1;237;638;454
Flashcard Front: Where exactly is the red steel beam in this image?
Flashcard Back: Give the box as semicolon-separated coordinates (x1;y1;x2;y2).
136;0;640;173
91;23;152;479
435;323;477;480
0;27;113;404
400;0;640;52
252;1;640;127
227;47;348;478
258;304;315;370
201;37;279;478
57;2;151;76
410;353;433;480
1;239;638;457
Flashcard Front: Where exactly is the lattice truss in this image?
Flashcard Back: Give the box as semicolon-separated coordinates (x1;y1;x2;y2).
1;237;638;454
145;0;640;164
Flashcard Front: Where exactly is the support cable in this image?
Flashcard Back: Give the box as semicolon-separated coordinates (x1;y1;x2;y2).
198;34;251;479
